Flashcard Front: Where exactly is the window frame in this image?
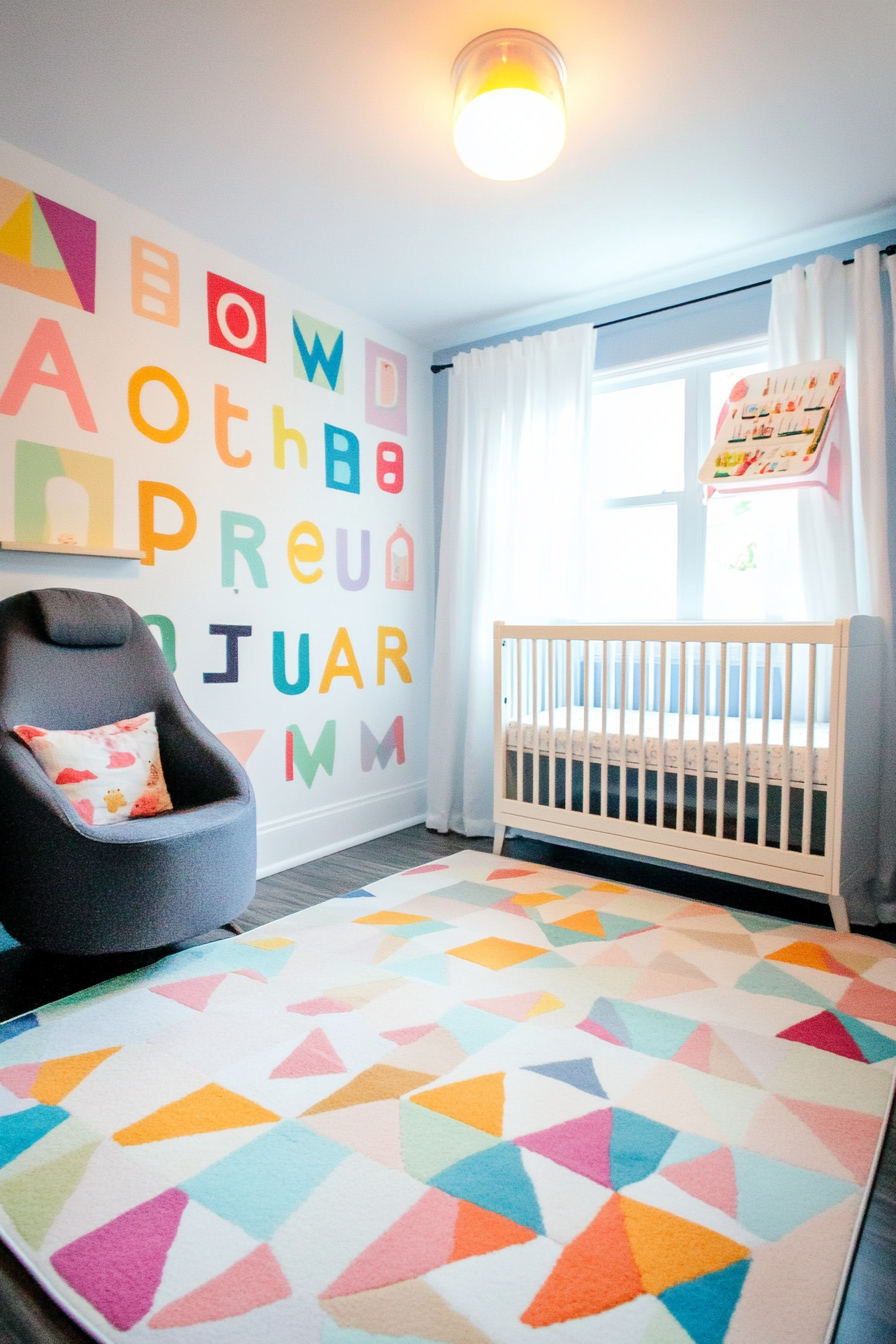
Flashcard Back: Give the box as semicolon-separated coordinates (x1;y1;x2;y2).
592;334;769;619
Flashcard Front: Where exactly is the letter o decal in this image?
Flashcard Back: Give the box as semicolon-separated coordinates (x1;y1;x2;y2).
216;293;258;350
128;366;190;443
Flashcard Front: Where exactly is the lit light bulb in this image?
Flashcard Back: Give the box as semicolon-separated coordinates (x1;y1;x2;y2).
452;30;567;182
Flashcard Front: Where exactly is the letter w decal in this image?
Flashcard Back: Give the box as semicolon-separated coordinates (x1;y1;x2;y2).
360;716;405;772
286;721;336;787
292;314;344;392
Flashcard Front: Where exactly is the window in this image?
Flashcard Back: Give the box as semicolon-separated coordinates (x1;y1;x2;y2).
588;339;768;620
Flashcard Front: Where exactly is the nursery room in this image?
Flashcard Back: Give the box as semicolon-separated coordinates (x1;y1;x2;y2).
1;2;896;1342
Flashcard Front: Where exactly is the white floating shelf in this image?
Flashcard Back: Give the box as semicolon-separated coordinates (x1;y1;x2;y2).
0;541;143;560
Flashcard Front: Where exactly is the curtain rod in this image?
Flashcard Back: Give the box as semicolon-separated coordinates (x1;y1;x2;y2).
430;243;896;373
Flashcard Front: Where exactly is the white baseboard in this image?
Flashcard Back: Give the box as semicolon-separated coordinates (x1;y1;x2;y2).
255;780;427;879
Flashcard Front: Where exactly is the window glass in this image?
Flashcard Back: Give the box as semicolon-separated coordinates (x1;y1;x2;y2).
592;379;685;499
704;490;805;621
588;504;678;620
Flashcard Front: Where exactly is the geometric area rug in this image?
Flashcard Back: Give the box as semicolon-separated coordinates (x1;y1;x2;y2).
0;853;894;1344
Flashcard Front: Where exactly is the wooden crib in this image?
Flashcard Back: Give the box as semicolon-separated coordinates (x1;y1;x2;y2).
493;618;884;931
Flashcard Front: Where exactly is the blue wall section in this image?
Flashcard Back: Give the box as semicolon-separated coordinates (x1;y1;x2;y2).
431;227;896;592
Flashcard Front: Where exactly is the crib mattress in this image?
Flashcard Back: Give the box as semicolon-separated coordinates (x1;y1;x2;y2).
505;707;829;786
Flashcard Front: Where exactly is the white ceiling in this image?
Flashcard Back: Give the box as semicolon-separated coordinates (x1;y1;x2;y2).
1;1;895;348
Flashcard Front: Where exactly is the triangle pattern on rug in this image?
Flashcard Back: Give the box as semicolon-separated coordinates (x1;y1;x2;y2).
428;1142;545;1234
777;1010;896;1062
765;941;857;978
150;975;227;1012
149;1243;292;1327
465;991;561;1021
524;1058;608;1098
30;1048;121;1106
779;1096;883;1183
661;1146;738;1219
659;1257;751;1344
113;1085;279;1145
320;1277;490;1344
270;1029;346;1078
410;1073;505;1136
736;961;835;1010
288;996;353;1016
0;1140;99;1249
303;1065;438;1115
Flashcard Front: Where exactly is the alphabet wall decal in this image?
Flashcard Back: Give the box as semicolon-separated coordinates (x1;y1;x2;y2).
286;721;337;786
273;632;310;695
204;625;252;684
131;238;179;326
207;273;267;362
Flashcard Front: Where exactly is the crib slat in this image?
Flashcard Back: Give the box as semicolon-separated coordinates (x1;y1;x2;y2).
697;642;706;835
565;639;573;812
619;641;628;824
716;642;728;839
759;642;771;847
532;638;540;809
583;641;591;818
736;642;749;843
601;640;609;818
780;643;793;851
802;643;816;855
638;641;647;825
547;640;555;809
676;640;686;832
657;640;667;830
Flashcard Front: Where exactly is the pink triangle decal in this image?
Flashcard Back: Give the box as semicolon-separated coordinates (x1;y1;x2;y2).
215;729;265;766
381;1023;439;1045
150;975;226;1011
51;1188;188;1330
662;1146;737;1218
148;1243;291;1327
270;1029;347;1078
322;1188;458;1297
287;997;353;1015
0;1062;41;1098
466;992;545;1022
402;863;450;875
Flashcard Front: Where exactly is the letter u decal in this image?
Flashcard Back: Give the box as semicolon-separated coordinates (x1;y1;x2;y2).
273;632;310;695
336;528;370;591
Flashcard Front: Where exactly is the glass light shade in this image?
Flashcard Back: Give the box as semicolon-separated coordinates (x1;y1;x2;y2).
452;29;567;181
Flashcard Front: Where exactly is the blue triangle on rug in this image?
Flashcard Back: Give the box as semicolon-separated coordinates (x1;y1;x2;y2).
524;1057;608;1098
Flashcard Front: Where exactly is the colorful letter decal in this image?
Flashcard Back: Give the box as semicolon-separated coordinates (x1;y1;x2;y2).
376;441;403;494
377;626;412;685
143;614;177;671
221;511;268;588
207;273;267;362
204;625;252;683
214;385;250;467
131;238;179;326
287;521;324;584
385;524;414;590
361;716;405;772
293;312;344;393
319;627;364;692
0;177;96;311
273;632;310;696
272;406;307;469
138;481;197;566
0;319;97;430
336;529;370;591
286;721;336;786
128;366;189;443
365;339;407;434
15;440;113;548
325;424;360;494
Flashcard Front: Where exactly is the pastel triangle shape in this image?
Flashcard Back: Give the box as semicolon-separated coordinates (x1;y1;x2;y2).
837;977;896;1027
401;863;450;874
0;195;31;260
0;1140;99;1249
410;1073;504;1136
288;997;352;1015
148;1242;292;1327
661;1146;738;1219
731;1149;857;1240
521;1192;642;1325
50;1188;188;1331
322;1188;458;1296
779;1097;883;1183
31;1048;121;1106
620;1194;749;1295
303;1065;438;1115
659;1258;751;1344
270;1029;346;1079
487;868;535;880
113;1084;279;1145
34;193;96;311
399;1099;500;1183
0;1062;41;1099
215;729;265;766
524;1058;608;1098
736;961;835;1010
465;992;544;1021
449;1198;537;1261
777;1010;866;1060
516;1107;613;1186
150;975;227;1011
382;1023;439;1044
429;1142;544;1233
30;196;66;270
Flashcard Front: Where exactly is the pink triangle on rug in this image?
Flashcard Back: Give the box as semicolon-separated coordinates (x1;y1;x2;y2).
0;1062;41;1098
322;1188;459;1298
672;1023;713;1072
150;975;226;1011
466;992;545;1022
402;864;450;875
777;1011;865;1060
487;868;536;881
492;897;531;919
50;1188;188;1331
584;942;639;968
780;1096;884;1183
515;1109;613;1186
148;1243;291;1327
287;997;353;1015
232;969;267;983
662;1146;737;1218
381;1023;439;1045
270;1029;347;1078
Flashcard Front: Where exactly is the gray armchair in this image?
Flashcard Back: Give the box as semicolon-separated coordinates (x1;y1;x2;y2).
0;588;256;955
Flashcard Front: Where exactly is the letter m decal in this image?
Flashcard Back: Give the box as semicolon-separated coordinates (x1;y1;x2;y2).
286;721;336;787
360;716;405;772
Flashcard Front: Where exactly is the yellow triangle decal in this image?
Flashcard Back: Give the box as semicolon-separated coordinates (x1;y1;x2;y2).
113;1083;280;1145
0;195;32;261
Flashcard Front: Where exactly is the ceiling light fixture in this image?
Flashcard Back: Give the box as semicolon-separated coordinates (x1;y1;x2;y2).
452;28;567;182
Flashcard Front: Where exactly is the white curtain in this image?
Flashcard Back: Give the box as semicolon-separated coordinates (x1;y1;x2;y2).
427;324;597;835
769;244;895;913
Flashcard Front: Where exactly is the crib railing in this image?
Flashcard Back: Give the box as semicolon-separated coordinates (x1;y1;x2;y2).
494;621;855;900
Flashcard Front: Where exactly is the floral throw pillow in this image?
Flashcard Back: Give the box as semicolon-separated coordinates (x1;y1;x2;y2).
14;713;173;826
